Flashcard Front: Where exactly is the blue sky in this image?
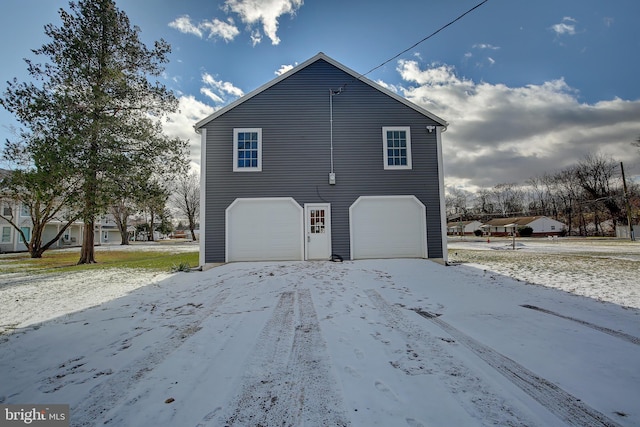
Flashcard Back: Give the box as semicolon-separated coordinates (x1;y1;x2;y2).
1;0;639;191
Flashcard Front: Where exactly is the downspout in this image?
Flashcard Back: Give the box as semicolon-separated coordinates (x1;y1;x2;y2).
196;127;207;268
434;124;448;263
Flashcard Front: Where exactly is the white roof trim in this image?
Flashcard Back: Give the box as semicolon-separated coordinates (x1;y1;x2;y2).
194;52;448;132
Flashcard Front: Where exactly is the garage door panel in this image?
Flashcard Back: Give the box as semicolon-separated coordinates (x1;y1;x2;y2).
350;196;426;259
226;198;303;262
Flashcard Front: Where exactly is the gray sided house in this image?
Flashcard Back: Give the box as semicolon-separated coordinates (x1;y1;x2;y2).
195;53;448;265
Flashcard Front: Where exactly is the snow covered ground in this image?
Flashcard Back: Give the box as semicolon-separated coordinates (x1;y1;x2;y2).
448;237;640;309
1;241;639;426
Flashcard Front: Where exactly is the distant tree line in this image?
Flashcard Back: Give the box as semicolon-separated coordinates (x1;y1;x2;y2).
446;152;640;237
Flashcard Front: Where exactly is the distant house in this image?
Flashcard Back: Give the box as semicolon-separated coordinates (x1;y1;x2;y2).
0;200;83;253
615;224;639;239
483;216;566;236
195;53;449;265
447;220;483;236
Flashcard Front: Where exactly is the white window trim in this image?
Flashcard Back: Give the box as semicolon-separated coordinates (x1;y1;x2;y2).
382;126;412;170
2;203;13;217
1;226;12;244
20;203;30;217
233;128;262;172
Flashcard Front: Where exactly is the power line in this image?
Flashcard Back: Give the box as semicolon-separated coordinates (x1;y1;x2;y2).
357;0;490;80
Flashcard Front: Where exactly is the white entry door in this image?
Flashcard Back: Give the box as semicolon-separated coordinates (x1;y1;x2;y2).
305;203;331;260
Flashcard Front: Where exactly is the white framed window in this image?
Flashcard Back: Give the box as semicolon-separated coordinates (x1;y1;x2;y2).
20;203;30;217
2;203;12;217
233;128;262;172
19;226;31;243
383;127;412;170
1;226;12;243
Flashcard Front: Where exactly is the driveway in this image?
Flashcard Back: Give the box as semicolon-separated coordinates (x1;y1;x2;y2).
1;259;638;426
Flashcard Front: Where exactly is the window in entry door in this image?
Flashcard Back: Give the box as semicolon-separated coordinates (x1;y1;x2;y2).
310;209;325;233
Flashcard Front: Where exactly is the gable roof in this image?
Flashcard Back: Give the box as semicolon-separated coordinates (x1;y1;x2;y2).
194;52;448;132
485;216;547;227
446;220;482;227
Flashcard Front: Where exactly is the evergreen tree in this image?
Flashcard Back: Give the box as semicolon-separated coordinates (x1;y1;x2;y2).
1;0;187;264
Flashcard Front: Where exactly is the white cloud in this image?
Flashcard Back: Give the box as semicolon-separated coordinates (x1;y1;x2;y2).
162;96;216;167
169;15;240;42
250;29;263;46
200;73;245;105
223;0;304;45
473;43;500;50
394;60;640;190
275;64;295;76
168;15;203;38
202;73;245;98
487;57;495;65
550;17;577;36
169;0;303;45
200;87;224;104
199;18;240;42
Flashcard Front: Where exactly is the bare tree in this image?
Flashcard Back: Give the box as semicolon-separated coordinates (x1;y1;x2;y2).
574;153;623;235
472;189;494;218
445;187;470;219
172;172;200;241
491;183;525;217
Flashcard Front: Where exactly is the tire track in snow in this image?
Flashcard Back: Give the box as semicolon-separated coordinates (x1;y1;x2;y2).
72;288;230;427
215;289;350;427
413;309;624;427
520;304;640;346
365;289;534;427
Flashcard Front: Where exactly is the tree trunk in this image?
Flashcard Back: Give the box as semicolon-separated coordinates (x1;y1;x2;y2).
117;216;130;245
188;215;196;241
28;223;44;258
148;212;155;241
119;228;129;245
78;220;96;264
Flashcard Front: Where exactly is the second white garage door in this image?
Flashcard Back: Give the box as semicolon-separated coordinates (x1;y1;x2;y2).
226;198;304;262
349;195;427;259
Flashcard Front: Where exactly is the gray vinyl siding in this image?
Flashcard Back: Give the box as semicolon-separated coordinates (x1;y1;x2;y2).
202;58;444;262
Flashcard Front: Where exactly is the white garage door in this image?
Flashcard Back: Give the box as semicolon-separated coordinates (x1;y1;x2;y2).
350;196;427;259
226;198;304;262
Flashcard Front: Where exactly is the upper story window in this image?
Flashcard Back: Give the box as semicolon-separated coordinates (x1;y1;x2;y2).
383;127;412;170
233;128;262;172
20;203;30;217
2;203;12;217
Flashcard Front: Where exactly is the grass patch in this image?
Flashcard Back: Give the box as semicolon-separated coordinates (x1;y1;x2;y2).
0;250;199;275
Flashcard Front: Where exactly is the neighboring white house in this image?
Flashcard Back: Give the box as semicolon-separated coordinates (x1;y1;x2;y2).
95;214;126;244
1;201;84;253
483;216;566;236
616;224;639;239
447;220;483;236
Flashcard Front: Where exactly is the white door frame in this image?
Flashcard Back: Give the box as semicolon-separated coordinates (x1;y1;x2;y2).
304;203;332;260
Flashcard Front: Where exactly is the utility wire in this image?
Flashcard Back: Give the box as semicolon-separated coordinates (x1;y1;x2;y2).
356;0;490;81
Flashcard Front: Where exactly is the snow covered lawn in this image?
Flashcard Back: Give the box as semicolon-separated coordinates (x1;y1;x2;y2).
448;237;640;309
1;243;639;426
